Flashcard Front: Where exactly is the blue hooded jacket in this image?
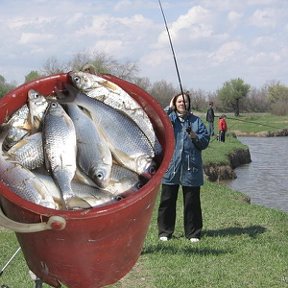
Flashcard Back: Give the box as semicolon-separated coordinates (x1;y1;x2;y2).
162;108;210;187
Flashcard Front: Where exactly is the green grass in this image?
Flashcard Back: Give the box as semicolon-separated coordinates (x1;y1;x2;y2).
112;182;288;288
214;113;288;135
2;183;288;288
202;135;247;166
197;112;288;135
1;113;288;287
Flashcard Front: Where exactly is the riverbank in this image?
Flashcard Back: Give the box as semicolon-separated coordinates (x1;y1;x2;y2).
232;128;288;137
203;144;251;181
202;134;252;182
202;112;288;181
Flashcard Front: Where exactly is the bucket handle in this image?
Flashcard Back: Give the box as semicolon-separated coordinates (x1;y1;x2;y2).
0;206;66;233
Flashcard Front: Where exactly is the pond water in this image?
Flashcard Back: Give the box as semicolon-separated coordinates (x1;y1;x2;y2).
225;136;288;213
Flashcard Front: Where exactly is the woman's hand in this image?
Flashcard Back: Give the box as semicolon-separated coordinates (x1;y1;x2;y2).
186;127;197;139
169;96;175;110
189;131;198;139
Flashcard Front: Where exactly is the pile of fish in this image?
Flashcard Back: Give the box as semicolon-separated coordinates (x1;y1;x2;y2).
0;71;162;210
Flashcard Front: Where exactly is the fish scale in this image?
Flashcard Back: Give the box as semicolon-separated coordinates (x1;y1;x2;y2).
60;84;156;175
42;101;77;207
65;103;113;188
69;71;162;155
0;132;55;209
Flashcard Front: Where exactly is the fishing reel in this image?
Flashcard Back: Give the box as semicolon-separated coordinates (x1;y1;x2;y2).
186;127;192;134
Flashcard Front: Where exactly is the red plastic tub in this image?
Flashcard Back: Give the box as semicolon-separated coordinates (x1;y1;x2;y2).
0;73;174;288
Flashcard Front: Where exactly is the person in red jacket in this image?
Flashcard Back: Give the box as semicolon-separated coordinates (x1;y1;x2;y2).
218;114;227;142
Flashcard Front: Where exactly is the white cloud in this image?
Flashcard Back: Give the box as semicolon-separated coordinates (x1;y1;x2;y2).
170;6;211;37
228;11;243;23
88;40;125;56
1;0;288;91
209;41;244;64
7;16;54;30
247;52;281;65
19;33;55;44
251;35;275;47
249;9;277;28
157;5;214;48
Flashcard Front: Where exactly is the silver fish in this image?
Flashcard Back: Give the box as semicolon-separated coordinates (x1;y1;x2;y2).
7;132;44;170
33;169;118;209
65;104;112;188
28;89;49;132
2;105;30;151
106;163;148;195
69;71;119;92
0;131;56;209
58;84;157;176
2;126;29;152
42;101;77;208
2;104;30;129
69;71;162;155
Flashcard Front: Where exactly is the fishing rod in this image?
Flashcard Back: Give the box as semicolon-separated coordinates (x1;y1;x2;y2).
158;0;185;98
0;247;21;277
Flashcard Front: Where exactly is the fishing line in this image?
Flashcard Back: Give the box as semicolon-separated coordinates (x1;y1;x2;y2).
158;0;186;105
224;116;284;130
209;115;286;143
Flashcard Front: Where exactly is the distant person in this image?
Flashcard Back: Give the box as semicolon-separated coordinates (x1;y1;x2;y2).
218;114;227;142
206;101;215;136
157;92;210;243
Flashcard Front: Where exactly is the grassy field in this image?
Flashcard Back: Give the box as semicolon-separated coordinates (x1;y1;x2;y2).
202;135;248;166
114;182;288;288
0;113;288;287
1;181;287;288
201;112;288;135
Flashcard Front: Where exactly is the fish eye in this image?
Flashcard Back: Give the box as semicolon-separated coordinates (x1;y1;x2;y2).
136;182;144;189
74;76;80;83
148;165;157;175
115;196;123;201
96;171;104;180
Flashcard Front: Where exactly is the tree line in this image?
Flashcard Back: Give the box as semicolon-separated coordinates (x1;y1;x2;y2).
1;51;288;116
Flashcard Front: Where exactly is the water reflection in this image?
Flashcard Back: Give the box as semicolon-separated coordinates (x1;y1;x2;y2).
225;136;288;213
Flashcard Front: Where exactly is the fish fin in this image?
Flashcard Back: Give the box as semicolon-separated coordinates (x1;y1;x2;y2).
101;80;119;92
74;169;98;187
110;148;138;173
31;116;41;131
21;120;33;131
66;196;92;210
32;178;52;200
7;138;29;153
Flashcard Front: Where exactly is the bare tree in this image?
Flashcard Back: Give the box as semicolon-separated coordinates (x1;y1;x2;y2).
149;80;177;107
41;57;69;75
189;89;208;112
133;77;152;92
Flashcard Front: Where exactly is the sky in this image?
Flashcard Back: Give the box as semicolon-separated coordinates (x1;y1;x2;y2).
0;0;287;92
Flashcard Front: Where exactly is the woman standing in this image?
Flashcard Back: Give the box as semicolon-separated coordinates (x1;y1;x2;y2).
157;93;210;242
